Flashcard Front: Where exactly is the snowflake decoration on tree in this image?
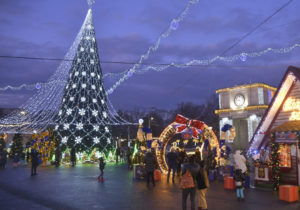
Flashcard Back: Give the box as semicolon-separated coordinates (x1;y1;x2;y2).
62;137;68;144
105;126;109;133
82;71;86;76
75;71;79;76
58;110;62;116
93;137;100;144
92;98;97;103
76;123;83;130
91;72;95;77
75;137;82;144
70;97;74;102
92;110;98;117
66;108;72;115
79;109;86;116
101;99;104;104
93;125;99;132
103;111;107;118
81;97;86;102
72;84;76;89
82;84;87;88
91;85;96;90
63;123;70;130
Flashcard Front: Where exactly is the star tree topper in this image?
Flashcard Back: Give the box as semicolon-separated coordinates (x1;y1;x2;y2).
87;0;95;8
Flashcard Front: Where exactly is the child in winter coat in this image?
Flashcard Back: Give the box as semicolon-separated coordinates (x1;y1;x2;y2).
98;157;106;182
233;169;245;201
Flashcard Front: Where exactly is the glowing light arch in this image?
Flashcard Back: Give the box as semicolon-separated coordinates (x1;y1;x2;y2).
155;122;220;174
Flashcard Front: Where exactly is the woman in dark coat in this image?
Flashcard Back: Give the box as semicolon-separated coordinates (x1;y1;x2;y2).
31;150;39;176
143;150;157;187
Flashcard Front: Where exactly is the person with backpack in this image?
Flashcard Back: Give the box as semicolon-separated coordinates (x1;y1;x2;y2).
233;168;245;201
98;157;106;182
181;155;200;210
196;161;209;210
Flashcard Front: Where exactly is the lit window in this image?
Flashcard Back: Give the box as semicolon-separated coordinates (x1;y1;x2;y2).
279;144;291;168
258;88;264;104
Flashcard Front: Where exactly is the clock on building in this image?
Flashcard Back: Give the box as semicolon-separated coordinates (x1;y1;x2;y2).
234;94;245;107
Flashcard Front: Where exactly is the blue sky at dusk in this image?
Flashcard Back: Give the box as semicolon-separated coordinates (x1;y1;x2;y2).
0;0;299;109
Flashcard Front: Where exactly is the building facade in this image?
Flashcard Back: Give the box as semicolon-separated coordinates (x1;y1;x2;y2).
215;83;276;151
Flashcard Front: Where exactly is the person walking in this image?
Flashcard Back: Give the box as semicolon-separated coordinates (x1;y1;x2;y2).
143;150;156;188
116;147;121;163
195;147;202;164
2;149;7;168
13;153;19;167
167;148;178;183
31;149;39;176
196;161;209;210
181;155;200;210
98;157;106;182
234;169;245;201
70;147;76;167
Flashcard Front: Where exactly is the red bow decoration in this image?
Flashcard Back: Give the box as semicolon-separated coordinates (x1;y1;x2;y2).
174;114;204;138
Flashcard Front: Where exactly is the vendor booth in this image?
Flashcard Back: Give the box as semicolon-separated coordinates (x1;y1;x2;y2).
249;66;300;189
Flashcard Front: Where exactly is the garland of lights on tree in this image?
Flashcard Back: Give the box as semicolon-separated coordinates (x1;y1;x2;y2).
270;141;280;191
55;8;113;154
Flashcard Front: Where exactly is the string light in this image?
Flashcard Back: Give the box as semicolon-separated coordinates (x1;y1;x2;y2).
106;43;300;94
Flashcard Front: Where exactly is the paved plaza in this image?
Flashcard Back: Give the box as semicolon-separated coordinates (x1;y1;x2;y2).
0;162;299;210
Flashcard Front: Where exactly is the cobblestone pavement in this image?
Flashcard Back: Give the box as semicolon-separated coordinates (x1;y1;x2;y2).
0;162;299;210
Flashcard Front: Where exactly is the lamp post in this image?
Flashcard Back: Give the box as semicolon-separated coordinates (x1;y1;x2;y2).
148;117;154;129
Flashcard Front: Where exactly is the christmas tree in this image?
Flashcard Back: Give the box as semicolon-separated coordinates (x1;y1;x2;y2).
10;133;23;158
55;8;112;153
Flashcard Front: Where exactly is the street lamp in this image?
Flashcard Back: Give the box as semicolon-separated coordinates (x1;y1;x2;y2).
148;117;154;128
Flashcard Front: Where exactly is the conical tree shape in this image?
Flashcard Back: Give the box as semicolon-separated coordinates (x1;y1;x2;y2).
10;133;23;158
55;9;112;153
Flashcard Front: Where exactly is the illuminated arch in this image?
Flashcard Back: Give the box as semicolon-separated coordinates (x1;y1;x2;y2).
155;122;220;173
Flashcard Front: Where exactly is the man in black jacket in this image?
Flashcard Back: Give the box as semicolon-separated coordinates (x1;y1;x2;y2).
167;148;178;183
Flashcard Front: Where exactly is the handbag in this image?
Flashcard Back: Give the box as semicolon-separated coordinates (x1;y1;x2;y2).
179;170;195;189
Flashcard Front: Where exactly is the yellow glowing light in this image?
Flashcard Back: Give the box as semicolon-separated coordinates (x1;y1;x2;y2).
283;97;300;120
216;83;276;93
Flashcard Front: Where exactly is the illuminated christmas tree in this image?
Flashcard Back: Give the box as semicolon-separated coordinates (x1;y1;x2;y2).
55;8;112;153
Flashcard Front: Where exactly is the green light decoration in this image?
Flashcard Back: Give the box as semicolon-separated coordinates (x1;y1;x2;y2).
132;143;138;158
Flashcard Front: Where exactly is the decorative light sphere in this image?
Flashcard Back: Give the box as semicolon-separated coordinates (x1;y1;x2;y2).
70;97;74;102
75;71;79;76
139;119;144;124
91;72;95;77
36;83;42;90
91;85;96;90
127;71;133;77
240;53;247;62
101;99;104;104
82;71;86;76
92;98;97;103
81;97;86;102
82;84;87;88
171;20;179;30
72;84;76;88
